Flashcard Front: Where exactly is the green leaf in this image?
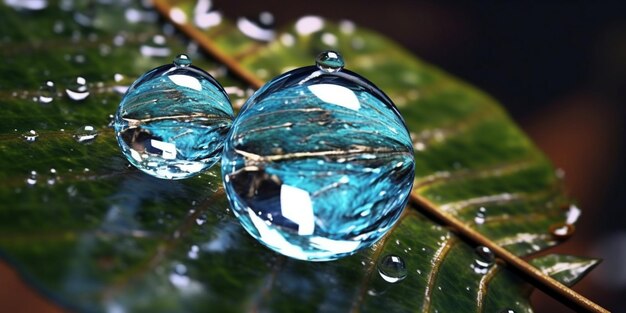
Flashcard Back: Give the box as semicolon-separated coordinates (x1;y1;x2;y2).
531;254;600;287
0;1;598;312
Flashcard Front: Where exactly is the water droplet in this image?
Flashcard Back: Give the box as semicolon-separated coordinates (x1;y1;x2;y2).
37;80;56;104
377;254;407;283
140;34;171;57
195;214;207;226
169;263;190;287
237;11;275;42
26;171;37;185
315;50;344;73
549;222;575;240
471;246;495;274
22;130;38;142
173;54;192;67
4;0;48;11
65;76;90;101
295;16;324;35
193;0;222;29
188;245;200;259
498;309;515;313
47;168;58;185
73;125;98;143
474;207;487;225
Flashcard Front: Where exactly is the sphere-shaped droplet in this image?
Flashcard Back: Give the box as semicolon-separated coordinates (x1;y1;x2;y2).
38;80;56;104
549;222;575;240
115;55;234;179
221;56;415;260
472;246;495;274
315;50;344;72
65;76;90;101
22;130;39;142
174;54;192;67
74;125;98;143
474;207;487;225
377;255;408;283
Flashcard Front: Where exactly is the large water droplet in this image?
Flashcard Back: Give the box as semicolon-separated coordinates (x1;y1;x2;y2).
65;76;90;101
471;246;495;274
377;254;408;283
22;130;39;142
474;207;487;225
173;54;192;67
140;34;171;57
73;125;98;143
315;50;344;73
37;80;56;104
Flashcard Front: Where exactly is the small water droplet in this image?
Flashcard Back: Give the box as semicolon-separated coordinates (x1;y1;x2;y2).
315;50;344;73
377;254;407;283
47;168;58;185
65;76;90;101
237;11;275;42
474;207;487;225
73;125;98;143
549;222;575;240
22;130;39;142
193;0;222;29
26;171;37;185
471;246;495;274
5;0;48;11
173;54;192;67
498;309;515;313
169;263;190;287
188;245;200;259
195;214;207;226
37;80;56;104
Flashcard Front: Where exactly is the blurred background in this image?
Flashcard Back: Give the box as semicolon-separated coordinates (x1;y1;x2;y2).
1;1;624;312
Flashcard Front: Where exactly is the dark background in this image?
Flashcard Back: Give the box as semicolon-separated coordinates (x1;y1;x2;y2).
1;1;624;312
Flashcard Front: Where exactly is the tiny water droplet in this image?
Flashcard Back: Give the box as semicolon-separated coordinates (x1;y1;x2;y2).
188;245;200;259
65;76;90;101
73;125;98;143
5;0;48;11
22;130;38;142
471;246;495;274
549;222;575;240
498;309;515;313
474;207;487;225
47;168;58;185
237;11;276;42
195;214;207;226
173;54;192;67
26;171;37;185
377;254;407;283
315;50;344;73
37;80;56;104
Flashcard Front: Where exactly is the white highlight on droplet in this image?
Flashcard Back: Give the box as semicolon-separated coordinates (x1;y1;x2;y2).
168;74;202;91
280;184;315;236
151;139;177;159
308;84;360;111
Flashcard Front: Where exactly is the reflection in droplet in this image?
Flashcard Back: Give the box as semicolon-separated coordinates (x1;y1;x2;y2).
377;254;408;283
22;129;39;142
65;76;90;101
26;170;37;185
237;11;275;42
471;246;495;274
37;80;56;104
140;35;171;58
73;125;98;143
474;207;487;225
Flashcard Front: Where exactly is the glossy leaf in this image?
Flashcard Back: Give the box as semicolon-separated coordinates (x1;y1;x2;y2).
0;1;597;312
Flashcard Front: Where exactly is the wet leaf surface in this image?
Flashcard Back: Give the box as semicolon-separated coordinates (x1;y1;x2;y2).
0;1;597;312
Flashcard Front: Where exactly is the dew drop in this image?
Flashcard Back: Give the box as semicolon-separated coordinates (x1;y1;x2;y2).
188;245;200;260
73;125;98;143
237;11;276;42
498;309;515;313
474;207;487;225
471;246;495;274
195;214;207;226
37;80;56;104
173;54;192;67
169;263;190;288
377;254;407;283
4;0;48;11
22;130;39;142
193;0;222;29
47;168;58;185
26;170;37;185
315;50;344;73
65;76;90;101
